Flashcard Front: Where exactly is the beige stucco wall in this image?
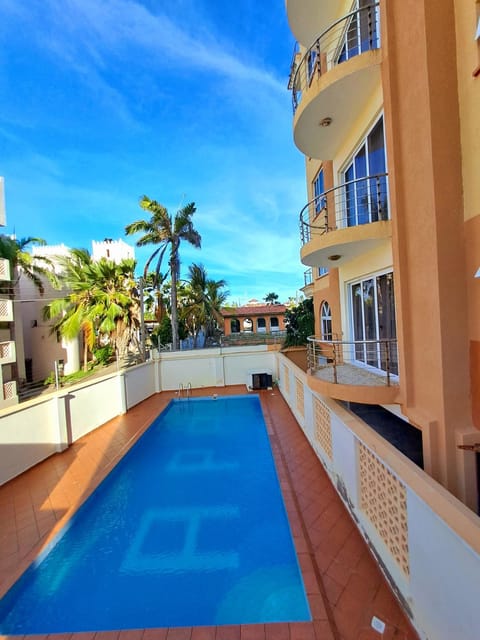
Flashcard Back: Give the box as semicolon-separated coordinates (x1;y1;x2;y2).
454;0;480;222
381;0;473;500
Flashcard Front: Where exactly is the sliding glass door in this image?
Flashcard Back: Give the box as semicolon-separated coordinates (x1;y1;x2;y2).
350;272;397;373
343;117;388;227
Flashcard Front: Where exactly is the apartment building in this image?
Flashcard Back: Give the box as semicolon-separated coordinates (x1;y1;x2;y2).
286;0;480;511
20;239;135;384
0;178;18;407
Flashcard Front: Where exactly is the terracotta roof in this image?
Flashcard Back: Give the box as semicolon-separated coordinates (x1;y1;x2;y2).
221;304;286;317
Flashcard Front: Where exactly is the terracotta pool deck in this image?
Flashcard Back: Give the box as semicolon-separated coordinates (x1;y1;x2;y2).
0;386;419;640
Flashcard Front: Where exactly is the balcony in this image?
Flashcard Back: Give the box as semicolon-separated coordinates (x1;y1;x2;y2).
301;268;314;298
286;0;341;47
306;335;400;404
288;4;381;158
299;173;391;267
0;341;16;365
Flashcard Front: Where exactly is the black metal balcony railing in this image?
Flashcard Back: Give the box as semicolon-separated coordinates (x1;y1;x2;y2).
300;173;389;245
288;3;380;113
307;335;398;386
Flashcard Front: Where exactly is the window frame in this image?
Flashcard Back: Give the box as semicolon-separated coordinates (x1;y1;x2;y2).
320;301;333;340
340;113;388;227
312;168;326;215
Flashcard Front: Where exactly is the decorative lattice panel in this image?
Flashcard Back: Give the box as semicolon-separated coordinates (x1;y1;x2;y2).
295;378;304;417
0;299;12;320
0;259;9;280
283;365;290;393
358;441;409;576
3;381;16;400
0;342;11;360
313;397;332;459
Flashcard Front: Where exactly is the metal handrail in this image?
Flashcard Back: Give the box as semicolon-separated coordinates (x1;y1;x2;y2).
307;335;398;386
299;173;389;245
289;3;380;113
303;268;313;287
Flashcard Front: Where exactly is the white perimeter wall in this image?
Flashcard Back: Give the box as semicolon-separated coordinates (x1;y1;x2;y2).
0;346;278;485
278;353;480;640
157;346;278;390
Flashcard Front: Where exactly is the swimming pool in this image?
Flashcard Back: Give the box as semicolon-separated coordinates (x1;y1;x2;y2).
0;395;311;633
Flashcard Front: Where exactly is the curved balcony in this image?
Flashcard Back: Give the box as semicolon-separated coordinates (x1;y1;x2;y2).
288;4;381;158
299;173;391;267
301;268;314;298
307;335;401;404
286;0;341;47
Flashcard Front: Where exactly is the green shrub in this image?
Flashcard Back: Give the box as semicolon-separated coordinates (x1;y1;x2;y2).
93;345;114;366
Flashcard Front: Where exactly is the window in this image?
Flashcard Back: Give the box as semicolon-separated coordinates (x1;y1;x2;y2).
343;117;388;227
320;301;332;340
257;318;266;333
230;319;240;334
270;317;280;332
307;49;318;82
313;168;326;214
337;0;380;63
243;318;253;332
349;271;397;373
318;266;329;277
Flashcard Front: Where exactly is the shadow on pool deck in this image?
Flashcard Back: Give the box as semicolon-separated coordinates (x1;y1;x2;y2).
0;386;419;640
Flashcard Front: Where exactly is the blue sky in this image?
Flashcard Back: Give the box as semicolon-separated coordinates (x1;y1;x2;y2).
0;0;307;305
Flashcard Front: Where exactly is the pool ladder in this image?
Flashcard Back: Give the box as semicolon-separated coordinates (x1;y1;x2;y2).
178;382;192;399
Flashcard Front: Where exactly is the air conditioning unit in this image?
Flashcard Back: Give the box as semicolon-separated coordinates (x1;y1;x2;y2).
246;369;273;391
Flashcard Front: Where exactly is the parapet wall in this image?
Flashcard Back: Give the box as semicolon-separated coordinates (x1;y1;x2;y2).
277;352;480;640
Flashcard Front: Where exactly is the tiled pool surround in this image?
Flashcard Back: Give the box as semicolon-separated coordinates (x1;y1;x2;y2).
0;386;419;639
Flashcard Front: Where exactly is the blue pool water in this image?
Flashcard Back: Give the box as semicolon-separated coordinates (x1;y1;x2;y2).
0;395;311;634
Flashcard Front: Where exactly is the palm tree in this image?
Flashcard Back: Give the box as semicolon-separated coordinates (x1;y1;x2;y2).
0;235;56;296
264;292;280;305
44;250;140;369
142;271;168;322
125;196;201;350
0;235;56;382
186;263;229;345
205;281;229;344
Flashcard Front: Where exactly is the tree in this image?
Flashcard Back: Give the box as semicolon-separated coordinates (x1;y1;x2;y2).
151;314;187;348
0;235;56;382
264;292;279;305
142;270;168;322
125;196;201;350
185;263;228;345
283;297;314;347
44;250;141;369
0;235;56;296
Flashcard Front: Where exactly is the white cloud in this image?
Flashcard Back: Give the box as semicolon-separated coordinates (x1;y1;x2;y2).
27;0;285;97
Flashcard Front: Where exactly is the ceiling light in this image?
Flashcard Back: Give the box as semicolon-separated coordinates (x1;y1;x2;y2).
319;117;332;127
328;254;341;261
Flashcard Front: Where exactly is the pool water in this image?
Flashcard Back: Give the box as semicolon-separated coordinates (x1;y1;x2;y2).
0;395;311;634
